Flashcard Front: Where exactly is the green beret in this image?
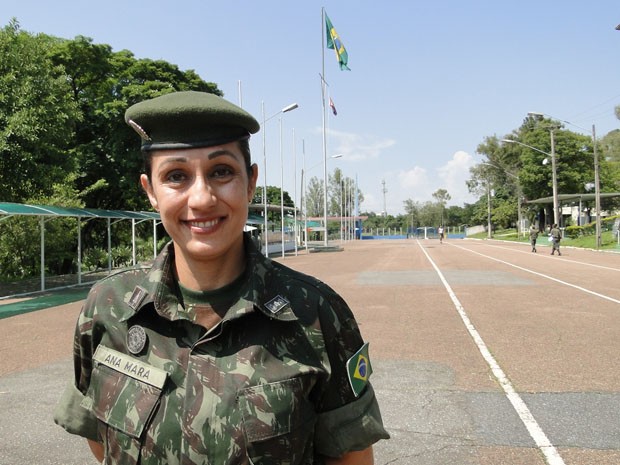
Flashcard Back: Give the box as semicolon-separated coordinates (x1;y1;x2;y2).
125;91;260;151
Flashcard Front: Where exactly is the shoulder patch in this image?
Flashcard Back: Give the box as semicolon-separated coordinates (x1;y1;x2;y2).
127;286;148;310
346;342;373;397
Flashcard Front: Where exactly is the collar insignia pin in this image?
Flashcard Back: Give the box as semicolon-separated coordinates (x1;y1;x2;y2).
265;295;290;315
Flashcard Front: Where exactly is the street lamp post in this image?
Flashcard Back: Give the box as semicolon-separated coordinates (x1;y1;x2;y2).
261;101;298;258
279;118;285;258
299;153;342;250
340;178;344;242
548;129;559;226
301;140;307;252
592;124;602;249
502;138;558;226
292;129;298;256
309;154;341;247
487;180;492;239
528;112;602;249
526;112;560;227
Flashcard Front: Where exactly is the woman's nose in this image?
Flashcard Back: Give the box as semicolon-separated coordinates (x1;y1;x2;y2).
187;176;216;208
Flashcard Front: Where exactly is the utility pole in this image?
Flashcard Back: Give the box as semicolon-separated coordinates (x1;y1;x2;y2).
549;128;559;227
382;179;388;216
593;124;602;249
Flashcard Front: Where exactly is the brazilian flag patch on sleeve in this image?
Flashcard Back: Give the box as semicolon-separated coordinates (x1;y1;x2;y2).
346;342;372;397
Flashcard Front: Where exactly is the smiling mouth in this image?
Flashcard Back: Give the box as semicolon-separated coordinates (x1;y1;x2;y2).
187;218;220;229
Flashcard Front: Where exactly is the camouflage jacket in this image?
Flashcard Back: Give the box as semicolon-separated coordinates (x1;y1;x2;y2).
54;235;389;465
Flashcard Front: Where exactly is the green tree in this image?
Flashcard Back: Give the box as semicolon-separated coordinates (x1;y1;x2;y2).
306;176;324;217
432;188;451;225
47;35;222;211
403;199;421;232
471;116;619;229
600;129;620;163
252;185;293;223
328;168;364;218
0;20;80;202
446;204;473;228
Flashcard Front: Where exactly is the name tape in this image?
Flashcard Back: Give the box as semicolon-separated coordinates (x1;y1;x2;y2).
93;345;167;389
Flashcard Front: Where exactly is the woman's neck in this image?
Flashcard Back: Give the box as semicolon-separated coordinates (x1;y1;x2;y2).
173;240;246;291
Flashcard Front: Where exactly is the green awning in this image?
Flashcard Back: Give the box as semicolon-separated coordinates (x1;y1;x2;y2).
0;202;160;220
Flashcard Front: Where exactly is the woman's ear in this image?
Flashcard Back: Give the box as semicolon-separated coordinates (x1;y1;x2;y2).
248;163;259;201
140;174;159;211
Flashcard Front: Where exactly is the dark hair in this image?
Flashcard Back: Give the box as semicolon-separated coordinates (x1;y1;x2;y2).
142;138;253;181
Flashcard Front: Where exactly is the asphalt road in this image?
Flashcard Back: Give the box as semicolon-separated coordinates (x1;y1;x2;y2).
1;238;619;465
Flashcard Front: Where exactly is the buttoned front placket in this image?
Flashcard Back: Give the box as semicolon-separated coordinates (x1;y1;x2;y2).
176;298;257;465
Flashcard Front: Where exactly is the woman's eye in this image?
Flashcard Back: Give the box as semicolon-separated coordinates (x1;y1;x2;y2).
210;166;235;179
165;171;187;183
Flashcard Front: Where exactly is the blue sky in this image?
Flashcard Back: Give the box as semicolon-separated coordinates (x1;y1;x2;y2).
3;1;620;215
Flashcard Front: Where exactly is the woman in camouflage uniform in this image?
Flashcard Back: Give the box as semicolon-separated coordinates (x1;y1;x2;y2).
54;91;389;465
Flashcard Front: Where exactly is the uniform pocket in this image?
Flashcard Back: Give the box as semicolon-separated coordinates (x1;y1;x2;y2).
84;346;167;465
239;378;316;464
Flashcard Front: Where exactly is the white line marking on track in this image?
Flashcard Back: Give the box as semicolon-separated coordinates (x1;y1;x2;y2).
475;241;620;273
417;240;567;465
451;243;620;305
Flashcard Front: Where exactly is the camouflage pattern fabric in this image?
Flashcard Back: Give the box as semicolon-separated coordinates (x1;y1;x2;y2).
54;234;389;464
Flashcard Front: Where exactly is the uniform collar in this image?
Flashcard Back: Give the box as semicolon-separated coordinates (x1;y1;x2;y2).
123;234;298;323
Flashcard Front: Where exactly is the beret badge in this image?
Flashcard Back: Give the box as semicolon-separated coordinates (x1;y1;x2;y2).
127;119;151;141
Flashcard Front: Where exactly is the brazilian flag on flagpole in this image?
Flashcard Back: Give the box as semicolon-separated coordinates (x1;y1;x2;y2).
325;12;350;71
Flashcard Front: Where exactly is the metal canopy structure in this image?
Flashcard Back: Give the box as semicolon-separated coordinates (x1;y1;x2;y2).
0;202;161;295
523;193;620;205
524;193;620;229
0;202;160;220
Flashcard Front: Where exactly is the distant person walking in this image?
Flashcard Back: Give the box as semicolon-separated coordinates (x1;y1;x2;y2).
550;223;562;256
529;224;539;253
438;225;444;244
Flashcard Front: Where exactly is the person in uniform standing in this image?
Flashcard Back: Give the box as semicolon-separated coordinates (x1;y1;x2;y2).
529;224;539;253
54;91;389;465
550;223;562;256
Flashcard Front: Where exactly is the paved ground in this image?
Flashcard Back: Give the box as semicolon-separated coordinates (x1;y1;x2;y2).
1;238;619;464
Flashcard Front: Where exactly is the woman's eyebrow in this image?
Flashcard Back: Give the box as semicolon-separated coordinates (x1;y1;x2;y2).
158;156;188;166
208;149;238;161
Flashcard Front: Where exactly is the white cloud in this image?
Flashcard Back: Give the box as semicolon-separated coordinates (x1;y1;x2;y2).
378;150;478;214
398;166;430;191
310;128;478;215
436;150;477;205
326;128;395;161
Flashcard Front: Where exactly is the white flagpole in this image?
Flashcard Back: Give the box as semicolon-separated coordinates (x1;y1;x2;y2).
354;173;359;239
321;8;329;247
292;128;298;256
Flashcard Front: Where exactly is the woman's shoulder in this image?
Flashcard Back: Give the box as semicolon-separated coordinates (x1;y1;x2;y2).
90;265;150;291
267;260;351;318
82;266;151;313
269;260;334;295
